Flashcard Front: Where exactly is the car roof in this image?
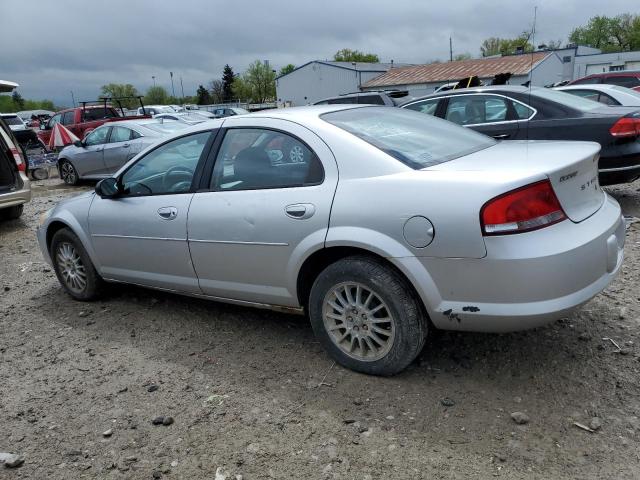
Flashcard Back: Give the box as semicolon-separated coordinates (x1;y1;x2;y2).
557;84;620;91
580;70;640;77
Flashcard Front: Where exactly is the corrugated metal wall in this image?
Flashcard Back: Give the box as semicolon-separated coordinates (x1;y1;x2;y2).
276;63;384;106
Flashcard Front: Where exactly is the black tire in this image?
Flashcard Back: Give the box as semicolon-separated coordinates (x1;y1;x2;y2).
308;256;428;376
2;204;24;220
50;228;104;301
59;160;79;186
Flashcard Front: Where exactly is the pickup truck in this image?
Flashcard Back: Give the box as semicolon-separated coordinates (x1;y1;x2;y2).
37;102;150;147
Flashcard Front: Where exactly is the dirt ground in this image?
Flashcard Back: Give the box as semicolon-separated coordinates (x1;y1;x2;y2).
1;176;640;480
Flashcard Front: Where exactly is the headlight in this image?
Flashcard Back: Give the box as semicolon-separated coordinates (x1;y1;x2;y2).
38;208;53;227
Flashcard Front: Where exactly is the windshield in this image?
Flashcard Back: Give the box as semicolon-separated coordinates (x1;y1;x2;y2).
611;85;640;99
322;107;496;169
2;116;23;126
532;87;602;111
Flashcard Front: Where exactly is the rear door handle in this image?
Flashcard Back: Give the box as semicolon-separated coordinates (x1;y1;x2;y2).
157;206;178;220
122;143;130;148
492;134;510;139
285;203;315;220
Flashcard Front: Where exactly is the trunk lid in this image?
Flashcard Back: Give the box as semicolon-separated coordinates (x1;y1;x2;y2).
426;140;604;222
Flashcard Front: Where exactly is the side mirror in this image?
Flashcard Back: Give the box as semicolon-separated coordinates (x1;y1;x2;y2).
73;140;83;148
95;178;120;199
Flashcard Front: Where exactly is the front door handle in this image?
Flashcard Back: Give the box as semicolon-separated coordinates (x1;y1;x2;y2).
492;133;511;139
122;143;130;148
157;206;178;220
285;203;315;220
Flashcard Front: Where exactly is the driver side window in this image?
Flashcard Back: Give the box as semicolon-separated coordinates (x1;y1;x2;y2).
120;131;211;196
84;127;110;146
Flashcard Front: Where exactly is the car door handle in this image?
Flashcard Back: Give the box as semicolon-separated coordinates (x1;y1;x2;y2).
122;143;130;148
285;203;315;219
157;206;178;220
492;134;511;139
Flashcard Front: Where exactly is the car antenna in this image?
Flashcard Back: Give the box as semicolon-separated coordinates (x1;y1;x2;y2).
527;6;537;141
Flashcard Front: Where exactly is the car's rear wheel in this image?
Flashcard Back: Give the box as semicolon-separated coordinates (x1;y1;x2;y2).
1;204;24;220
308;256;428;376
59;160;79;186
51;228;103;300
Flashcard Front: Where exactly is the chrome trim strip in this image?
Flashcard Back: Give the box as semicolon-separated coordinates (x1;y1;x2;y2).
91;234;185;241
189;239;289;246
599;164;640;173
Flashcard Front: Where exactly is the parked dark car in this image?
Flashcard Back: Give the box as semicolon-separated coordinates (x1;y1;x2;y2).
314;90;411;106
568;70;640;92
400;86;640;185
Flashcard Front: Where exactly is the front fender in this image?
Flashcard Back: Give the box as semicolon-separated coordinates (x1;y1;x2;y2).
40;195;102;271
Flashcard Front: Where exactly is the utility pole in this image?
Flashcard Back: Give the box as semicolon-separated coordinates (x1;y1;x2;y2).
152;76;156;87
70;90;76;107
170;72;175;99
449;37;453;62
180;76;185;102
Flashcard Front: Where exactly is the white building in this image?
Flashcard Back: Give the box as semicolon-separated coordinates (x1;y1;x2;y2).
573;50;640;78
275;61;408;106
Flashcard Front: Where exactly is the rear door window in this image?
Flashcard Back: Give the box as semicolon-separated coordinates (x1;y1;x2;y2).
444;95;508;125
512;101;535;119
210;128;324;191
109;126;133;143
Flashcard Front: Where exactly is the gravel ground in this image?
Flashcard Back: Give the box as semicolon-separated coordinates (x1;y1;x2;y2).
1;177;639;479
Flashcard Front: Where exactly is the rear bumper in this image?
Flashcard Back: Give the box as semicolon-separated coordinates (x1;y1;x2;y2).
399;194;625;332
0;172;31;209
599;149;640;185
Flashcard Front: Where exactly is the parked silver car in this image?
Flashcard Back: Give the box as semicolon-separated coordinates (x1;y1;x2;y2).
57;119;190;185
37;106;625;375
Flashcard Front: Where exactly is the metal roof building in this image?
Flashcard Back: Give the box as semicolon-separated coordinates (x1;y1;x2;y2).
361;52;568;96
275;61;409;106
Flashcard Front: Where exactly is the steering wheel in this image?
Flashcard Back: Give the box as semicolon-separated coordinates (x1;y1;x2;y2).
162;165;194;193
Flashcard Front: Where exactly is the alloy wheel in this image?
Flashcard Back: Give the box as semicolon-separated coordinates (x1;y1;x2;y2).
322;282;395;361
56;242;87;294
289;145;305;163
60;162;77;185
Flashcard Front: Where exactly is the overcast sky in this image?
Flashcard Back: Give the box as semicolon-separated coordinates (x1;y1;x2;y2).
0;0;633;105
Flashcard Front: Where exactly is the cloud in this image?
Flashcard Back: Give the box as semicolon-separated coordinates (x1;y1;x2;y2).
0;0;633;105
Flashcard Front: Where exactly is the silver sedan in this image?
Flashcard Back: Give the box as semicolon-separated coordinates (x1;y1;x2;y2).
37;106;625;375
57;119;191;185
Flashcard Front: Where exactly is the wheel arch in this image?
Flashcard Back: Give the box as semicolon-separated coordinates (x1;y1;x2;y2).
296;245;437;326
44;214;102;272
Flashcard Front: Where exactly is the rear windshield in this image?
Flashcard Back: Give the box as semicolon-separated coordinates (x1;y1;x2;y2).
322;107;496;169
532;88;602;111
611;85;640;99
2;116;23;126
143;122;191;133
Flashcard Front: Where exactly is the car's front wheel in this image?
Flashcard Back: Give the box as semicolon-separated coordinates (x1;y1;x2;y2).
308;256;428;376
59;160;79;186
51;228;103;300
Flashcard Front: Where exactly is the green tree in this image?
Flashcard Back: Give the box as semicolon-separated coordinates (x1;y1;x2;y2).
453;53;472;61
231;76;252;102
11;91;25;109
144;85;169;105
333;49;380;63
242;60;276;103
100;83;139;108
570;14;640;52
196;85;211;105
278;64;296;76
480;33;533;57
222;64;235;102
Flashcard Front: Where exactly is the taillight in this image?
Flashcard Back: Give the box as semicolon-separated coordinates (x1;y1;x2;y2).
610;117;640;137
481;180;566;235
10;147;25;172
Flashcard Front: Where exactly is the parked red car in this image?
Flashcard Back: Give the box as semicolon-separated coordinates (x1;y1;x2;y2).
568;70;640;92
37;99;150;147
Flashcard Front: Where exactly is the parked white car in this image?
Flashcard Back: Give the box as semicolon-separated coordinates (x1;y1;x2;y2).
556;84;640;107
